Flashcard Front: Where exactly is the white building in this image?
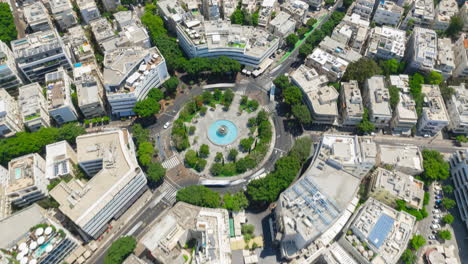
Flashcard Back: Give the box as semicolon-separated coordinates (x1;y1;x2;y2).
417;85;450;136
6;153;48;208
18;83;51;132
434;0;458;30
73;64;106;118
446;83;468;135
23;2;52;32
64;26;96;64
332;14;370;53
389;75;418;135
0;41;24;92
101;16;152;52
103;47;169;117
102;0;121;12
450;149;468;230
90;18;117;47
0;165;9;220
405;27;438;73
461;2;468;32
290;65;339;124
0;88;23;137
45;68;78;125
45;140;78;180
280;0;309;24
364;76;392;129
401;0;435;29
340;80;364;126
373;1;403;26
319;36;362;63
76;0;101;24
11;30;73;83
352;0;376;21
306;48;349;81
48;0;78;30
453;33;468;78
50;129;147;241
268;11;296;38
365;26;406;61
377;144;424;176
436;38;455;78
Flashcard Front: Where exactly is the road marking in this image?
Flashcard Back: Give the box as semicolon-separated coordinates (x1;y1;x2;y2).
162;112;176;117
274;148;287;154
162;155;180;169
158;181;178;205
126;221;143;236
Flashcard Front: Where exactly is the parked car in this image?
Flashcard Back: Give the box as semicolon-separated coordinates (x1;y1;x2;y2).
434;214;441;219
432;219;440;224
434;205;440;209
435;200;442;204
431;224;441;229
435;195;443;199
433;209;441;214
428;235;436;240
163;122;170;129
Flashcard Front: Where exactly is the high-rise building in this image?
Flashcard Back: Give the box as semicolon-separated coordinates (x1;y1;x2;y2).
0;88;23;137
73;64;106;118
417;85;450;135
18;83;51;131
45;68;78;124
450;149;468;230
0;41;24;93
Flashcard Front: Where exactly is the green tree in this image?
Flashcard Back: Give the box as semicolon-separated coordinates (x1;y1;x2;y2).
400;249;416;264
230;9;244;24
215;152;224;162
199;144;210;158
223;89;235;108
306;18;317;28
442;185;454;194
289;136;313;164
0;3;18;45
176;185;221;208
147;88;164;101
439;84;455;101
442;213;454;224
214;89;223;101
252;9;259;26
442;198;456;209
202;91;213;104
185;150;199;168
388;85;400;110
188;126;196;135
380;59;404;75
146;162;166;184
163;76;179;95
421;149;450;182
456;135;468;144
223;192;249;211
358;108;375;134
273;75;290;91
343;58;382;84
425;71;443;85
133;98;160;117
292;104;312;124
445;16;464;38
438;230;452;240
286;34;299;48
137;142;154;167
240;137;255;152
283;85;303;105
247;100;259;111
410;235;426;250
103;236;136;264
228;148;239;161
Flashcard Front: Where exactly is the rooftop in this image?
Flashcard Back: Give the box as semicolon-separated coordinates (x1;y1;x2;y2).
342;81;364;118
366;26;406;58
18;83;46;120
421;84;450;122
319;36;362;63
436;0;458;23
411;27;438;69
412;0;435;20
366;76;392;117
90;18;116;43
290;64;329;94
437;38;455;69
64;26;94;63
23;2;50;27
11;30;62;61
378;145;423;174
49;0;74;14
376;1;403;14
73;64;102;106
45;141;77;180
6;154;43;194
269;11;296;35
76;0;98;10
44;68;71;110
389;74;410;93
448;83;468;124
308;48;349;78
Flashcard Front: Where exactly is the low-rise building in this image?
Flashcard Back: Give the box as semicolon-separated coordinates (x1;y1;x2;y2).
11;30;73;83
306;48;349;81
436;38;455;78
50;129;147;241
316;242;360;264
405;27;438;74
389;75;418;135
339;198;415;264
76;0;101;24
319;36;362;63
45;140;77;180
417;84;450;135
446;83;468;135
352;0;375;21
373;1;403;26
401;0;435;29
332;14;370;53
18;83;51;131
364;76;392;129
6;153;47;208
340;80;364;126
257;6;273;27
280;0;309;24
23;2;52;32
90;18;117;47
64;26;95;64
423;245;460;264
0;41;24;92
102;0;121;12
276;135;376;260
365;26;406;61
45;68;78;125
268;11;296;38
370;167;425;210
450;149;468;230
453;33;468;78
141;202;231;264
73;63;106;118
0;88;23;137
47;0;78;30
290;64;339;124
434;0;458;30
377;144;424;175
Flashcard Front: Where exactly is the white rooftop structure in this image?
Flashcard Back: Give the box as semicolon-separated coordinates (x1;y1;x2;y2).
365;26;406;61
90;18;116;45
373;1;403;26
377;144;423;175
405;27;438;73
341;80;364;126
418;85;450;135
76;0;101;24
48;0;78;30
402;0;434;28
436;38;455;78
23;2;52;32
389;75;418;135
364;76;392;129
0;88;23;137
446;83;468;135
44;68;78;124
64;26;95;64
268;11;296;38
307;48;349;81
319;36;362;63
73;63;106;118
434;0;458;30
45;140;77;180
18;83;51;132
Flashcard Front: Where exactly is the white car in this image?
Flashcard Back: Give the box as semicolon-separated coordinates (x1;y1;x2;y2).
163;122;170;129
428;235;436;240
431;224;440;229
432;219;440;224
433;209;440;214
434;214;441;219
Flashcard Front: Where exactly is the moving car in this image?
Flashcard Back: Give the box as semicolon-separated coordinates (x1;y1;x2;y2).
163;122;170;129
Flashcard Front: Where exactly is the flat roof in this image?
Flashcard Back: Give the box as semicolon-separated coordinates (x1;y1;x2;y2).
6;153;43;194
368;214;394;249
0;204;45;248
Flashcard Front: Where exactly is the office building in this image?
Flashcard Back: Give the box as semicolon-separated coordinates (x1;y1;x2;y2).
319;37;362;63
0;204;80;264
401;0;435;29
450;149;468;230
290;64;339;124
276;135;376;260
268;11;296;38
436;38;455;78
76;0;101;24
352;0;376;21
453;33;468;78
0;41;24;92
48;0;78;30
377;145;424;175
405;27;438;73
434;0;458;30
370;168;425;210
18;83;51;131
373;1;403;26
103;47;168;117
417;85;450;135
389;75;418;135
23;2;52;32
364;76;392;129
446;83;468;135
73;63;106;118
45;68;78;125
64;26;95;64
142;202;231;264
45;140;78;180
306;48;349;81
365;26;406;61
11;30;73;83
5;153;47;208
340;80;364;126
339;198;415;264
50;129;147;241
0;88;23;137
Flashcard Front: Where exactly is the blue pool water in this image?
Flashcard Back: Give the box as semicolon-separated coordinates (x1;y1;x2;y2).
208;120;238;145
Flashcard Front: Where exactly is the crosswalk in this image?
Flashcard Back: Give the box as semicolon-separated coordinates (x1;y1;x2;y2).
237;85;247;95
161;155;180;169
158;181;178;205
264;103;276;113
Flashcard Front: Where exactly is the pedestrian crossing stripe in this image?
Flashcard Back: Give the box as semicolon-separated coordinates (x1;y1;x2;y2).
159;181;178;204
162;156;180;169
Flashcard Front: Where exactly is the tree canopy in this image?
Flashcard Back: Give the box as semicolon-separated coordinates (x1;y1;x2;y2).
342;58;382;85
400;249;416;264
292;104;312;125
286;34;299;48
223;192;249;211
421;149;450;182
133;98;161;117
425;71;443;85
146;162;166;185
357;108;375;134
442;213;454;224
163;76;179;95
176;185;221;208
0;3;17;46
438;230;452;240
410;235;426;250
442;198;456;210
445;16;464;38
103;236;136;264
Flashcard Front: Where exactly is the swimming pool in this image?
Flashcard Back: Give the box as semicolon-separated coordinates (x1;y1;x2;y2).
208;120;238;145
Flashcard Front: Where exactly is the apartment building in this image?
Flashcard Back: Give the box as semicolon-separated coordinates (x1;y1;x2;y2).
417;85;450;135
45;140;77;180
102;0;121;12
23;2;52;32
45;68;78;124
364;76;393;129
0;41;24;92
5;153;47;208
11;30;73;83
377;144;424;175
401;0;435;29
352;0;376;21
50;129;147;241
47;0;78;30
90;18;117;48
18;83;51;131
405;27;438;73
64;26;95;64
453;33;468;78
319;36;362;63
101;22;151;53
389;75;418;135
332;14;370;53
280;0;309;24
0;89;22;137
365;26;406;61
306;48;349;81
73;64;106;118
103;47;168;117
436;38;455;78
446;83;468;135
340;80;364;126
434;0;458;30
308;0;322;10
291;65;339;124
450;149;468;230
76;0;101;24
373;1;403;26
0;165;9;220
461;2;468;32
268;12;296;38
257;7;274;27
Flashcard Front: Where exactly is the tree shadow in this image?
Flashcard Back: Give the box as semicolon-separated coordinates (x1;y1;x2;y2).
283;119;303;137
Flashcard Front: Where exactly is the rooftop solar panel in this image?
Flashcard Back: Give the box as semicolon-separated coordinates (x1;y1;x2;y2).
368;213;394;249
